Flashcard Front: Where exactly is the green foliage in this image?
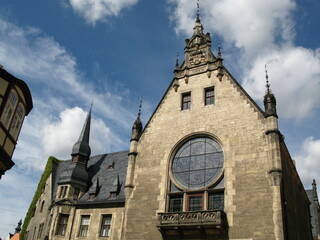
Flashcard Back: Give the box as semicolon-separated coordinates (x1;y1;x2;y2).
20;156;62;240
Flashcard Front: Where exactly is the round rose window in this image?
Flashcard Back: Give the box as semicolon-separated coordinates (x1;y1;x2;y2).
172;137;224;189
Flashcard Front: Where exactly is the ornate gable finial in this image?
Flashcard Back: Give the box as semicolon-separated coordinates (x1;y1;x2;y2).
131;97;143;141
263;65;277;117
196;0;200;22
265;65;271;94
218;40;222;59
175;52;179;69
138;96;143;119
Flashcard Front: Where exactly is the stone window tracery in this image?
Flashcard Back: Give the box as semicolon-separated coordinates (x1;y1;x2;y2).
168;136;224;212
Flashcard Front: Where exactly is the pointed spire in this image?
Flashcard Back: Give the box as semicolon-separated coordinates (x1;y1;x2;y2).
15;219;22;234
131;98;143;141
72;104;92;157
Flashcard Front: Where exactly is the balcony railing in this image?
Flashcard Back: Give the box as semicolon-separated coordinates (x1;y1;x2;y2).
158;210;227;226
157;210;228;239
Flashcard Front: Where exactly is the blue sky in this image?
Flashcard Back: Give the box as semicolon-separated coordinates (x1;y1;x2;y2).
0;0;319;237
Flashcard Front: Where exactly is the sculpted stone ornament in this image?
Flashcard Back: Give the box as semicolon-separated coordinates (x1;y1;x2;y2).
189;50;206;66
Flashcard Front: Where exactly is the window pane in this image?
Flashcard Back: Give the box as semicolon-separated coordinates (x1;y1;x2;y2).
188;195;203;211
79;216;90;237
169;196;183;212
205;88;214;105
182;93;191;110
56;214;68;236
208;193;224;210
1;90;18;128
100;215;112;237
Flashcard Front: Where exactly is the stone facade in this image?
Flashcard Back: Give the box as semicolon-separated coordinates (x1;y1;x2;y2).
23;15;312;240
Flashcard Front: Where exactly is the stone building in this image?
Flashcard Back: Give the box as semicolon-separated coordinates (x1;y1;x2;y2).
306;180;320;240
0;66;33;179
22;13;312;240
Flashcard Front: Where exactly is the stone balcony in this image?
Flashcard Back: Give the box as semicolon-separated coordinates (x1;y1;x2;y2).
157;210;228;239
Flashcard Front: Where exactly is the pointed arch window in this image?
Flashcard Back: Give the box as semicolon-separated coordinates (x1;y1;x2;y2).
40;200;45;213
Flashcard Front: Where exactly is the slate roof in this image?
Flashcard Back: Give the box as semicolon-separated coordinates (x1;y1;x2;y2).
52;150;129;206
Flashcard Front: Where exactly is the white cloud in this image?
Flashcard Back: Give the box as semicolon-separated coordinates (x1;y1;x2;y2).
295;137;320;188
0;17;135;128
69;0;139;25
41;107;115;161
168;0;295;56
242;46;320;121
0;16;133;170
167;0;320;121
0;16;137;237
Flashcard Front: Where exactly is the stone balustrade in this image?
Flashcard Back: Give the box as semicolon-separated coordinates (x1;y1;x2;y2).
158;210;226;227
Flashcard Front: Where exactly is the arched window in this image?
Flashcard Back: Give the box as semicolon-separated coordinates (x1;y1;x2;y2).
1;89;18;129
9;103;25;140
40;200;45;213
168;136;224;212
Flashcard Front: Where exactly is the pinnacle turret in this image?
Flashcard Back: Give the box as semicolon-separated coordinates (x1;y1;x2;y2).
263;66;277;117
131;98;143;141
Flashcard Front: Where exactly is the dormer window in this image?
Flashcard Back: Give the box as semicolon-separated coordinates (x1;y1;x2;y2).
108;162;115;169
59;186;68;199
88;193;95;200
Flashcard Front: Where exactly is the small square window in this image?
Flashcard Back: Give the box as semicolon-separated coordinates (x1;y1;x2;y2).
100;215;112;237
78;215;90;237
88;193;95;200
208;192;224;210
181;92;191;110
205;87;214;105
59;186;68;199
169;195;183;212
187;194;203;211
